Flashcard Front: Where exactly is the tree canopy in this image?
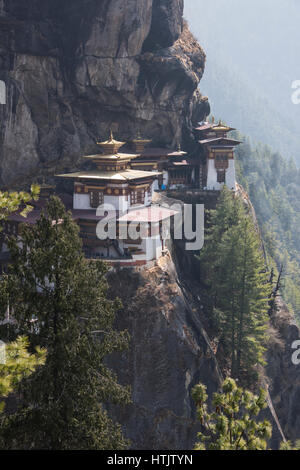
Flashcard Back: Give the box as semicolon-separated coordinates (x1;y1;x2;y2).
0;196;130;450
198;187;270;383
192;378;272;450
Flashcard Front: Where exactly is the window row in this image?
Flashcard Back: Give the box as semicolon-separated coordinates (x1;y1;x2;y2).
89;188;148;207
90;191;104;208
130;189;145;205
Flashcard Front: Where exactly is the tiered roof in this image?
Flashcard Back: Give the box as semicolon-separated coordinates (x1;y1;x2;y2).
195;119;236;133
57;131;162;182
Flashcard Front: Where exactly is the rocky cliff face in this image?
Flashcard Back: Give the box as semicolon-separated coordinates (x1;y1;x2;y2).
105;190;300;449
107;253;222;450
0;0;208;187
107;243;300;450
265;299;300;447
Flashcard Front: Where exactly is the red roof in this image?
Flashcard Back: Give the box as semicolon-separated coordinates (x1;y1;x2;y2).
8;192;74;224
72;210;117;222
199;137;241;146
194;123;213;131
171;160;189;166
132;148;187;158
118;206;178;223
8;208;117;225
8;210;42;224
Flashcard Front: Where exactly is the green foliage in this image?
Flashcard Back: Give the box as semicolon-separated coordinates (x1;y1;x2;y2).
0;185;43;414
0;196;130;450
280;440;300;451
235;134;300;323
198;187;270;383
192;378;272;450
0;185;40;222
0;337;46;413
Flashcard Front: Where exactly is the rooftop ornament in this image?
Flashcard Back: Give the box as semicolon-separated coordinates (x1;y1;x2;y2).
131;130;151;153
97;130;126;155
212;119;235;133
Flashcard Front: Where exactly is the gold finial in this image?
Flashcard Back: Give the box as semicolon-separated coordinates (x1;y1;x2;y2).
212;116;215;124
97;131;126;155
177;142;181;152
136;128;142;140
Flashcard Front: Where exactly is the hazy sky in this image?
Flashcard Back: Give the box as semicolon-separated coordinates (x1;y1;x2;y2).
184;0;300;104
184;0;300;160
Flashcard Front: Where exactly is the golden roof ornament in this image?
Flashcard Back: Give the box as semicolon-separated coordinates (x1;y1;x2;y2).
132;130;151;153
97;130;126;155
211;118;233;133
39;176;54;188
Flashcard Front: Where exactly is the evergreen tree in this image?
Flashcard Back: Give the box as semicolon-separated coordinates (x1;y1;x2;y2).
0;196;130;450
0;185;40;221
0;185;44;414
280;440;300;450
0;337;46;413
192;378;272;450
199;187;270;382
235;135;300;322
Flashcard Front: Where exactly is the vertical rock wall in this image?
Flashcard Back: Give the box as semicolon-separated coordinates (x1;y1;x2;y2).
0;0;209;187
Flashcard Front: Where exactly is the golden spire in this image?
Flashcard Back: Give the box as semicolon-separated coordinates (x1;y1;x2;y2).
213;119;233;133
97;131;126;155
136;128;142;140
131;129;151;153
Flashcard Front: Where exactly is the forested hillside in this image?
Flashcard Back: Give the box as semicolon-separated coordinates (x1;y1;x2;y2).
184;0;300;321
235;133;300;322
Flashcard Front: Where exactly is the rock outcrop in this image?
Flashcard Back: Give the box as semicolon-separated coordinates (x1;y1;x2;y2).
265;299;300;447
0;0;208;187
107;246;300;450
107;254;222;450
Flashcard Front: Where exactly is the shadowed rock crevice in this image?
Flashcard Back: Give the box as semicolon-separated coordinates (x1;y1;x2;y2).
0;0;208;187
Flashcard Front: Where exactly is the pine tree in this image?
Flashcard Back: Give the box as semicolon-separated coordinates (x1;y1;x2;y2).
280;440;300;450
199;187;270;383
0;185;44;414
0;196;130;450
0;337;46;413
0;185;40;221
192;378;272;450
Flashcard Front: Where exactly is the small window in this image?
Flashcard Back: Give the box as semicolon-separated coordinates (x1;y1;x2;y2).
90;191;104;208
217;170;226;183
130;189;145;205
